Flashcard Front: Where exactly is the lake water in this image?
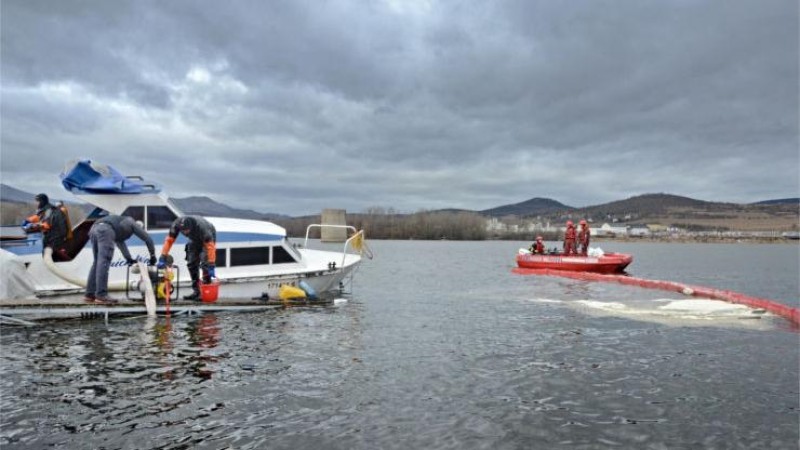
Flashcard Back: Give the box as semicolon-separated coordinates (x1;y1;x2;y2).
1;240;798;449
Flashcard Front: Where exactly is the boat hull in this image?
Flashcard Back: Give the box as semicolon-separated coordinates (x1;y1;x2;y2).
516;252;633;274
3;244;361;300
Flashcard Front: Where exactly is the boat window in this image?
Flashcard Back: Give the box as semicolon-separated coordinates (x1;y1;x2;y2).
272;246;297;264
216;248;227;267
230;247;270;266
121;206;144;223
147;206;177;229
87;207;108;220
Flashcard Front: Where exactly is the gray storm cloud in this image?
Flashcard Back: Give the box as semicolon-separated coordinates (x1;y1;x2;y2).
1;0;797;216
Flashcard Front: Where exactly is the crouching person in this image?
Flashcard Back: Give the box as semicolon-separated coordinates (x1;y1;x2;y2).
85;215;156;304
159;216;217;301
529;236;546;254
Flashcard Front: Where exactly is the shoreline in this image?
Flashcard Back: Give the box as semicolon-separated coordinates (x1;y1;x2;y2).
326;236;800;244
592;236;799;244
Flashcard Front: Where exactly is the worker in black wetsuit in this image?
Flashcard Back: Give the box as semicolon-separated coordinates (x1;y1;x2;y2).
159;216;217;301
23;193;70;260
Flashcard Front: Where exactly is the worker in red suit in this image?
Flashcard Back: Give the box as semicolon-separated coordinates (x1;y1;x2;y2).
563;220;577;255
578;219;590;256
529;236;546;254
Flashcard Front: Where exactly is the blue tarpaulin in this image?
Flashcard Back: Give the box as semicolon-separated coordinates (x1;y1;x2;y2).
60;159;150;194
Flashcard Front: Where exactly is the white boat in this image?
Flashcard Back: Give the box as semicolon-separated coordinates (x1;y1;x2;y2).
1;160;367;301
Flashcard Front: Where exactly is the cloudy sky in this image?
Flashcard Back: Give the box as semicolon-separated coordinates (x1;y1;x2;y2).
1;0;797;216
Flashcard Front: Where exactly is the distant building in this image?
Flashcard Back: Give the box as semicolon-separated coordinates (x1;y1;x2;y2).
594;223;628;237
486;217;507;232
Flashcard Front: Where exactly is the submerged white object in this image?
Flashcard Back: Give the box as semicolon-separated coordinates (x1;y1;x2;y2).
658;299;752;314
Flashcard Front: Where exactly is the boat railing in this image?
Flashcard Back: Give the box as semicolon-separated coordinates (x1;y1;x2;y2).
303;224;358;247
303;224;367;268
125;175;158;190
343;229;372;266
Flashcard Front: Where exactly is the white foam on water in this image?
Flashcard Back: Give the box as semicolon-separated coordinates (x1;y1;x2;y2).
569;298;775;330
333;298;348;305
577;300;627;310
658;299;752;315
528;298;563;304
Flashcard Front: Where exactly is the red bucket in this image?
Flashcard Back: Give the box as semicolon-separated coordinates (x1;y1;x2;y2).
199;281;220;303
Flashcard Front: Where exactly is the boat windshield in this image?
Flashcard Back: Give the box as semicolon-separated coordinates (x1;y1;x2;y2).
284;237;303;261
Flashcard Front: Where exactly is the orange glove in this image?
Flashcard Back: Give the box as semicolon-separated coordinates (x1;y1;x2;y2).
204;241;217;264
161;235;176;256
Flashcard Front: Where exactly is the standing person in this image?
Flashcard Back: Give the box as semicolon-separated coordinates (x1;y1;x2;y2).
22;193;70;260
578;219;591;256
529;235;546;254
563;220;577;255
85;215;157;304
159;216;217;301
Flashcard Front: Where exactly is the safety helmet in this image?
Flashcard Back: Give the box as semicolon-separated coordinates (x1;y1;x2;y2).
566;220;573;227
35;193;48;203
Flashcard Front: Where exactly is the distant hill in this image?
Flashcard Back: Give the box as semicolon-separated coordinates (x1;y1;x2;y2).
753;198;799;205
0;184;34;204
1;182;796;232
479;193;798;232
428;208;476;215
0;184;286;222
1;183;85;207
568;193;798;231
171;196;288;221
576;193;712;218
481;197;573;217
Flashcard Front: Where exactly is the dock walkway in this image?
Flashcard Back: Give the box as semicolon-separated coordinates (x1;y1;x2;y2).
0;293;335;324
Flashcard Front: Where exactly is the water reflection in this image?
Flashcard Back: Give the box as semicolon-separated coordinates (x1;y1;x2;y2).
1;241;797;449
192;314;220;349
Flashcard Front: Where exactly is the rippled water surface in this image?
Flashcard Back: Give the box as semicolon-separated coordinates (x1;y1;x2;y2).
1;241;798;449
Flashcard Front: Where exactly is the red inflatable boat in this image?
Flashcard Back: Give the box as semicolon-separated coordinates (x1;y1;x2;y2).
516;251;633;274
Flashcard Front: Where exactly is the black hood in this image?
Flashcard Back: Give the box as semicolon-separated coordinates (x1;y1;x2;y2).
35;193;49;209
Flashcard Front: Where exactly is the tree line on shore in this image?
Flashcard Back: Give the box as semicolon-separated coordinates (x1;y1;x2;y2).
275;207;563;241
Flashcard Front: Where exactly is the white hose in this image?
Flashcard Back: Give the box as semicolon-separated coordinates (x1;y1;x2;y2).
43;247;130;291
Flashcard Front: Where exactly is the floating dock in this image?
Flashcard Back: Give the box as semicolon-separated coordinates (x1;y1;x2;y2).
0;293;338;325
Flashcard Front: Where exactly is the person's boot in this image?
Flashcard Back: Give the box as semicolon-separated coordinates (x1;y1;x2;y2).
183;289;200;301
183;269;201;300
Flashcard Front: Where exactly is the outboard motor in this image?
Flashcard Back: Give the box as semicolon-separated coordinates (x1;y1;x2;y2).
152;264;178;301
